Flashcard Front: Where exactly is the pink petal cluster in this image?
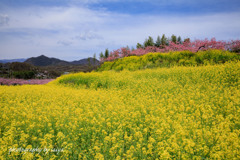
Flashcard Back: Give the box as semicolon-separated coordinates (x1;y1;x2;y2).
0;78;54;86
101;38;240;62
225;40;240;52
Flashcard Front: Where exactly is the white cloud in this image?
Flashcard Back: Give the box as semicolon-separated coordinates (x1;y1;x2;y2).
74;30;103;40
5;6;106;30
0;4;240;61
57;40;73;46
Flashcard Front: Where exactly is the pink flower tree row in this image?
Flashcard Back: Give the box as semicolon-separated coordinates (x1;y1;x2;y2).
101;38;240;62
0;78;54;85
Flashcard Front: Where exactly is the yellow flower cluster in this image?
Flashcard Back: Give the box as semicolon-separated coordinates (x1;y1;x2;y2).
0;61;239;159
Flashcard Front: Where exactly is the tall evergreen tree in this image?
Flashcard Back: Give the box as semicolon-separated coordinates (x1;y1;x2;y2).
177;36;182;44
93;53;96;65
155;35;161;47
144;38;148;47
144;36;154;47
99;52;104;59
171;34;177;44
104;48;109;58
161;34;168;46
136;43;143;49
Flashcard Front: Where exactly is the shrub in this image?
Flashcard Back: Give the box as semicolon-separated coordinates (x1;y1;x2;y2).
13;71;36;79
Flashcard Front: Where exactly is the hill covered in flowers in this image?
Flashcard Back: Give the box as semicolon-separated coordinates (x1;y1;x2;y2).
2;61;239;159
0;38;240;159
97;49;240;71
100;38;240;62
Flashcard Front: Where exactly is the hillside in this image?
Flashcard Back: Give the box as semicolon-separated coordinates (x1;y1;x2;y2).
0;55;101;79
1;50;240;159
1;60;239;159
24;55;70;66
24;55;100;67
71;57;100;66
97;50;240;71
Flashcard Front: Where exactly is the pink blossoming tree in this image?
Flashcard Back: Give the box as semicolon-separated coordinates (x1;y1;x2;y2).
101;38;240;62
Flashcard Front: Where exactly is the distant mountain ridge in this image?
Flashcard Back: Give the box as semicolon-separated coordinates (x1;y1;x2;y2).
71;57;100;66
24;55;70;66
0;55;100;79
24;55;100;66
0;58;26;64
1;55;100;67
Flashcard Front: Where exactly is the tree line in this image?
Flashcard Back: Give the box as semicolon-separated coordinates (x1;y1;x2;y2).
98;34;189;59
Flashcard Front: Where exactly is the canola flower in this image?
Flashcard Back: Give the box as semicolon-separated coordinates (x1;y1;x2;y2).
0;61;240;159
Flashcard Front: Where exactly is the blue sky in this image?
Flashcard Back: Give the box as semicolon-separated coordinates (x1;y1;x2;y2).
0;0;240;61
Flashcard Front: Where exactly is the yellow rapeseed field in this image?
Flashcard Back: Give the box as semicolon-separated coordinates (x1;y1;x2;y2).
0;61;240;159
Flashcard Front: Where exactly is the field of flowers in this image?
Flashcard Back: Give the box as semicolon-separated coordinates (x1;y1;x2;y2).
98;50;240;72
0;60;240;159
101;38;240;62
0;78;54;85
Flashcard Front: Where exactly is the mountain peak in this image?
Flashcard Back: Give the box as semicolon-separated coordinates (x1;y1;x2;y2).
25;55;70;66
24;55;100;67
39;55;47;58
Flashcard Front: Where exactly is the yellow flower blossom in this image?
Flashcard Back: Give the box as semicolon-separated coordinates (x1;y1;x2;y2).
0;61;239;159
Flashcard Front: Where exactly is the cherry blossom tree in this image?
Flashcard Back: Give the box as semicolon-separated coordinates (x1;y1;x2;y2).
101;38;240;62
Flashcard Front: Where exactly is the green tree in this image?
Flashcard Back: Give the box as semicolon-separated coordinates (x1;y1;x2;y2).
104;49;109;58
177;36;182;44
87;57;92;70
136;43;143;49
93;53;96;65
161;34;168;46
99;52;104;60
155;35;161;47
144;36;154;47
171;34;177;44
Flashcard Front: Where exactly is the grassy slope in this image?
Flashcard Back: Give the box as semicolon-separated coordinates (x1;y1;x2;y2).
97;50;239;71
0;50;240;159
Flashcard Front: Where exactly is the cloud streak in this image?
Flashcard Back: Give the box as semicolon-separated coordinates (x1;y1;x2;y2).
0;14;9;27
73;31;103;41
